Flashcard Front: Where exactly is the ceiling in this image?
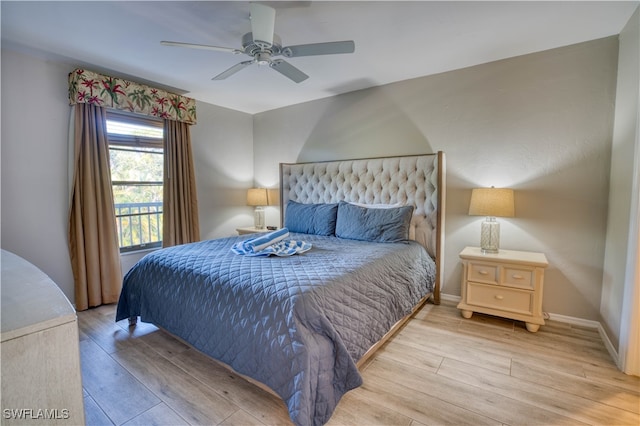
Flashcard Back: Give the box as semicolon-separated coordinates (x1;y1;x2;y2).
2;1;638;114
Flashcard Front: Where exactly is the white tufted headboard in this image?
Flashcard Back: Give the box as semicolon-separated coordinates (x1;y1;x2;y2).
279;152;445;304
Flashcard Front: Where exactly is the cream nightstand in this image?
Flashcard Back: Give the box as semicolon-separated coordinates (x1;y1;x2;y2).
236;226;272;235
457;246;548;332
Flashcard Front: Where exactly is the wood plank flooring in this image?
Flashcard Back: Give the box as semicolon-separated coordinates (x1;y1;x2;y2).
77;301;639;425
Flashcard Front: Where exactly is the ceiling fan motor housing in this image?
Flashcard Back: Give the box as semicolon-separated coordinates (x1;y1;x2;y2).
242;32;282;60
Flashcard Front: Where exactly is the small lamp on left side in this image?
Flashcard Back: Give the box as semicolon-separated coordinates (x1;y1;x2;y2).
247;188;268;229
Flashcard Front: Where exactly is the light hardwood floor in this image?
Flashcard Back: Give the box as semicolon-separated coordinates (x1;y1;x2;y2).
78;301;639;425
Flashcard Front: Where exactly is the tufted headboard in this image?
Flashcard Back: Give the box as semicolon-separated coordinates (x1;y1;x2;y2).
279;152;445;304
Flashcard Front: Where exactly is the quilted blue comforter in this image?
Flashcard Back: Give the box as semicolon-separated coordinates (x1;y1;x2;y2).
116;232;435;425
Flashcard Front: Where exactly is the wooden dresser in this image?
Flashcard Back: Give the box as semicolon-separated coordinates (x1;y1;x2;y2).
1;250;85;424
457;246;548;332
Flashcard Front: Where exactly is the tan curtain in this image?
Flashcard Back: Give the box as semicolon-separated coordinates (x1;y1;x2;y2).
163;119;200;247
69;104;122;311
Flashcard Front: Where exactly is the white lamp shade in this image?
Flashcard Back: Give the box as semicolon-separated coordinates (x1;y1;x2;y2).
247;188;268;206
266;188;279;206
468;187;515;218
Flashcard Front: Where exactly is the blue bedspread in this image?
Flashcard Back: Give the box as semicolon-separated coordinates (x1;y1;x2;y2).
116;232;435;425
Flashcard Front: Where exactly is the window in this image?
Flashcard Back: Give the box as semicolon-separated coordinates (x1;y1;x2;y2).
106;112;164;252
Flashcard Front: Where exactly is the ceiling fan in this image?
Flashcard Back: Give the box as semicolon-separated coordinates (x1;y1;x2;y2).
161;3;355;83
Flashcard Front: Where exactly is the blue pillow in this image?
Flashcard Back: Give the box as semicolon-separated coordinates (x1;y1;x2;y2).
335;201;414;243
284;201;338;236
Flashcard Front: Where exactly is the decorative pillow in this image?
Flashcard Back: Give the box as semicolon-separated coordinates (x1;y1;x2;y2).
284;201;339;236
335;201;414;243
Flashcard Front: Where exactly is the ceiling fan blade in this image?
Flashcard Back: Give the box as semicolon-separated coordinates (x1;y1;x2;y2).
249;3;275;47
212;60;254;80
270;60;309;83
161;41;240;54
282;41;355;57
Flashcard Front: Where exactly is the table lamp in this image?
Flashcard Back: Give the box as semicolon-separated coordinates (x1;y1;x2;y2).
468;187;515;253
247;188;268;229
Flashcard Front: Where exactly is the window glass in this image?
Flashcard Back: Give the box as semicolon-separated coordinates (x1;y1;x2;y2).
107;113;164;252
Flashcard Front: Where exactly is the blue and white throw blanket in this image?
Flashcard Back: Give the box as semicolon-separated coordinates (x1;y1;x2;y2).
231;227;312;256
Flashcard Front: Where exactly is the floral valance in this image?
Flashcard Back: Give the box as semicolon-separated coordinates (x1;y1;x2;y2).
68;68;196;125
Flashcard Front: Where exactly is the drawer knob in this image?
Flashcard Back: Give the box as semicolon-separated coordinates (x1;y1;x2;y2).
512;274;524;279
478;270;489;275
495;295;504;300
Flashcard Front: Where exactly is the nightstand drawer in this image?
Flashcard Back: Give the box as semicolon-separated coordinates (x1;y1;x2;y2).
467;282;533;316
501;266;534;290
468;262;499;285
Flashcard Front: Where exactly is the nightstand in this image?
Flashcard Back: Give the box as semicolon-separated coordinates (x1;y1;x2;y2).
457;246;548;332
236;226;272;235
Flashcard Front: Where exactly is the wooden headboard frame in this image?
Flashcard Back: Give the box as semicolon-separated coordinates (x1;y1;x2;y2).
279;152;446;304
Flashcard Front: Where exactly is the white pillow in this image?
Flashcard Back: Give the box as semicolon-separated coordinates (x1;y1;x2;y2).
348;201;403;209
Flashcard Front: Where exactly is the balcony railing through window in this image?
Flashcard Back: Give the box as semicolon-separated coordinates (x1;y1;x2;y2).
115;202;163;252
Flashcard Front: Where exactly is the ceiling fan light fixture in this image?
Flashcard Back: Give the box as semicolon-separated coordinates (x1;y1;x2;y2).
256;52;272;66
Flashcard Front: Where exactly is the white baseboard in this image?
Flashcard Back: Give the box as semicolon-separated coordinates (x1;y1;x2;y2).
546;312;600;328
440;293;460;303
599;326;619;366
439;293;619;365
548;313;619;365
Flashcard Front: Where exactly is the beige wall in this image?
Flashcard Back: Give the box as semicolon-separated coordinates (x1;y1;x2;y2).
254;37;619;320
1;49;254;301
1;50;75;299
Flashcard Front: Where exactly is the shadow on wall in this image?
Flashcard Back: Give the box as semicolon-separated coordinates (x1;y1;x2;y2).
508;146;610;319
194;158;252;241
296;80;435;162
440;169;480;295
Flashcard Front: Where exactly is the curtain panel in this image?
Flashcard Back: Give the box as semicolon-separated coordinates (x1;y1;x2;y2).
163;120;200;247
68;68;197;125
69;104;123;310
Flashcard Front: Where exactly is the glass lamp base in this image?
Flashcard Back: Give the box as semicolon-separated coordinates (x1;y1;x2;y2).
480;217;500;253
254;206;265;230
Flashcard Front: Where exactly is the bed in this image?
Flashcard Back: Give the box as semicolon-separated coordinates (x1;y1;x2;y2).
116;152;445;426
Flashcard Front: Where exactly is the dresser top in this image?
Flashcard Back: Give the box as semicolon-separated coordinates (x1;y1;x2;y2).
1;250;76;342
459;246;549;267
